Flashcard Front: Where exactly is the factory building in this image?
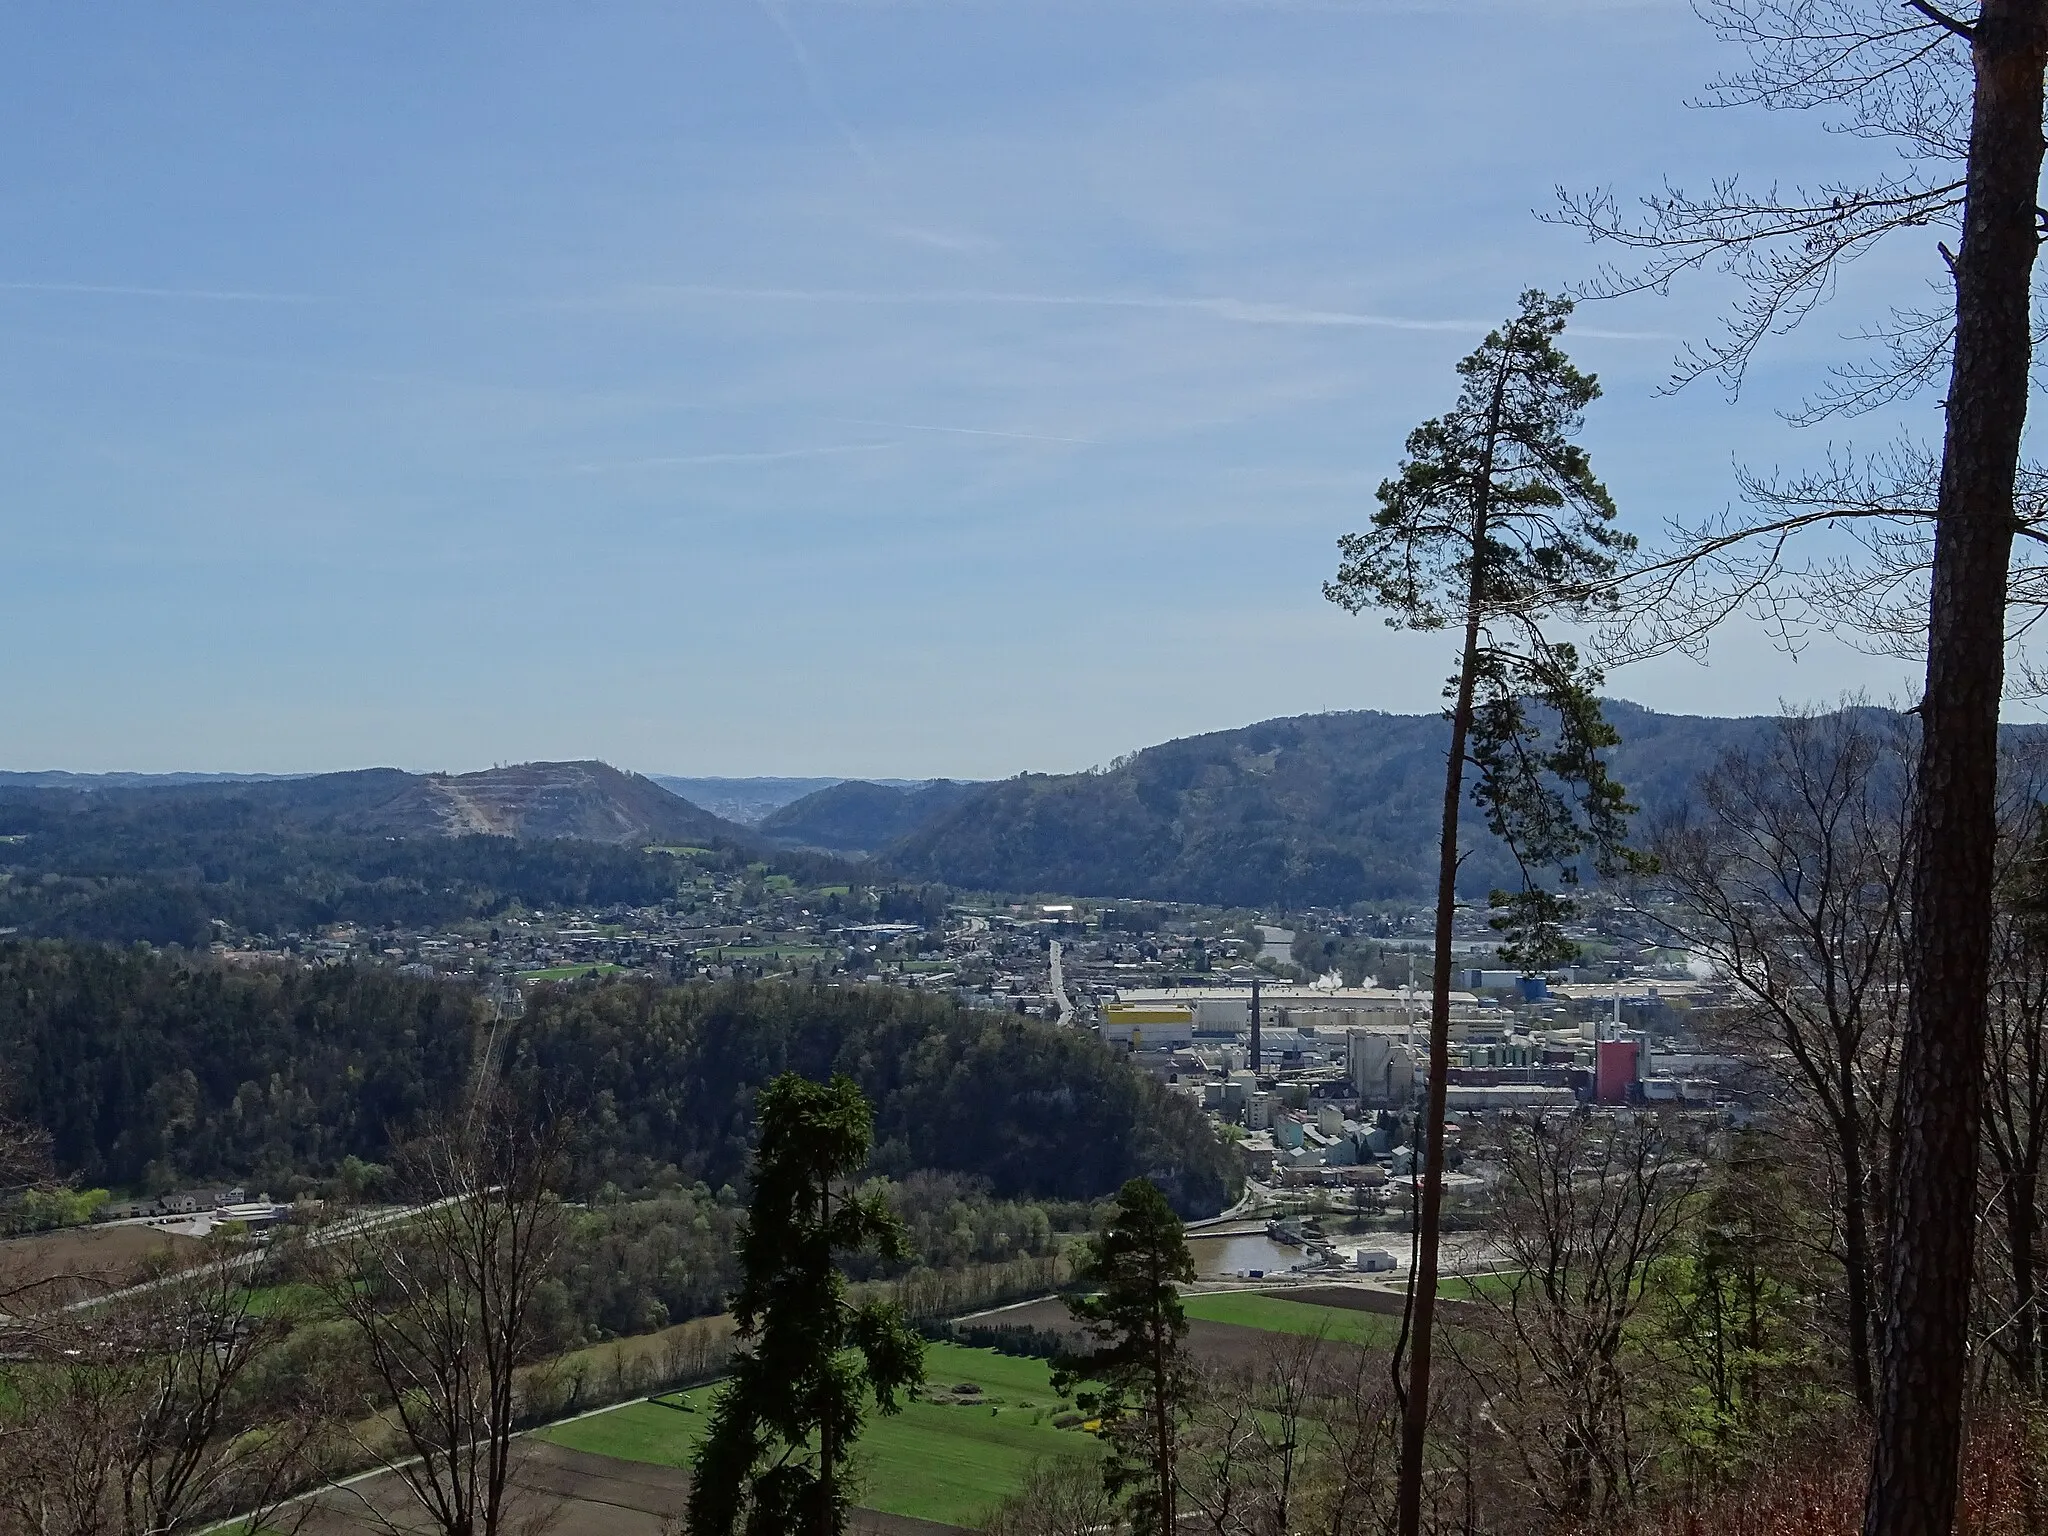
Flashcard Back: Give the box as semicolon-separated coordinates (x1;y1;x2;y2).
1348;1029;1417;1107
1100;1003;1197;1049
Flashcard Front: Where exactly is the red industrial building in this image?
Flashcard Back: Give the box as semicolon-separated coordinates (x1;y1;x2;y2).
1595;1039;1639;1105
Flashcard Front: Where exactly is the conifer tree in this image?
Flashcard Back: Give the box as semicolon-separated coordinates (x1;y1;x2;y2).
1054;1177;1196;1536
1325;289;1642;1536
687;1072;925;1536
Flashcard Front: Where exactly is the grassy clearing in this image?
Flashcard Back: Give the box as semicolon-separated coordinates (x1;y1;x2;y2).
1182;1291;1401;1347
540;1341;1101;1528
1441;1271;1519;1303
238;1282;333;1319
520;964;626;981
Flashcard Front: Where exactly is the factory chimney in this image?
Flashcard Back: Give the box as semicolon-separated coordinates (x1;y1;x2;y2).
1250;975;1262;1078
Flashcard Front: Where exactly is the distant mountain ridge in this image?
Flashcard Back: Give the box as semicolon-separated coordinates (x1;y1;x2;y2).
649;776;843;825
0;763;758;948
759;779;980;854
12;705;2015;913
650;775;938;825
0;771;300;789
0;761;751;849
874;702;1875;908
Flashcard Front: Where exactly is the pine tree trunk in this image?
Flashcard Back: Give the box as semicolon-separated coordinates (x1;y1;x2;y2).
1151;1254;1177;1536
1865;6;2048;1532
1395;352;1509;1536
1394;608;1481;1536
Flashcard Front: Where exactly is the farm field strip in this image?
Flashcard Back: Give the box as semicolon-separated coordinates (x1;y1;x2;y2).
539;1342;1101;1530
1180;1290;1402;1347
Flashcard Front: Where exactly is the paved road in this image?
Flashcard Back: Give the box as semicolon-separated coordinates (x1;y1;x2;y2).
1049;940;1074;1027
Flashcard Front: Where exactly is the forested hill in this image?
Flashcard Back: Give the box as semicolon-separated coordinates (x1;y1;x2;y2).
759;778;980;854
0;763;757;947
0;941;1239;1215
880;702;1795;908
0;760;744;847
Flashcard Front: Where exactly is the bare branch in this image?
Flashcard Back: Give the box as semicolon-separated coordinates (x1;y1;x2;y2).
1904;0;1976;41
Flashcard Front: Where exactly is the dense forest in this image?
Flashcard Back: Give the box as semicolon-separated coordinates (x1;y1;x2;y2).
0;942;482;1188
504;974;1237;1211
0;941;1239;1215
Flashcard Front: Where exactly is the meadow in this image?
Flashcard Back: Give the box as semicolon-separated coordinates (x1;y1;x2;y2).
540;1340;1102;1529
1180;1290;1402;1348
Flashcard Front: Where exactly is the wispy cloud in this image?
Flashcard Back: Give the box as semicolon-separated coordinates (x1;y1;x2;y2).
574;442;897;471
884;225;1001;253
619;283;1675;339
827;416;1097;444
0;280;327;303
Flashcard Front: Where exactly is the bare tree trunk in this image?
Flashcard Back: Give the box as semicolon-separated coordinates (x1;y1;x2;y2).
322;1089;567;1536
2010;1175;2042;1394
1842;1123;1880;1413
1395;354;1507;1536
1869;6;2048;1533
1396;640;1474;1536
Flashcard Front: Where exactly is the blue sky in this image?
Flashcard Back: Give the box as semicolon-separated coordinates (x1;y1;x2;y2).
0;0;1953;777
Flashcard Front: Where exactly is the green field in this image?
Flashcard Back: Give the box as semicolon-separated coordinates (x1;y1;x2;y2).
540;1342;1101;1528
1181;1291;1401;1347
237;1281;333;1318
520;963;626;981
1441;1271;1518;1303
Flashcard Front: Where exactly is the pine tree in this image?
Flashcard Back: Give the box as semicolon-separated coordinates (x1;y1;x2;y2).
1054;1178;1196;1536
1325;289;1642;1536
687;1072;925;1536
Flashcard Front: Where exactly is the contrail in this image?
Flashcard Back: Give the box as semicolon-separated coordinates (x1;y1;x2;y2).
626;282;1675;339
0;280;325;304
754;0;883;183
